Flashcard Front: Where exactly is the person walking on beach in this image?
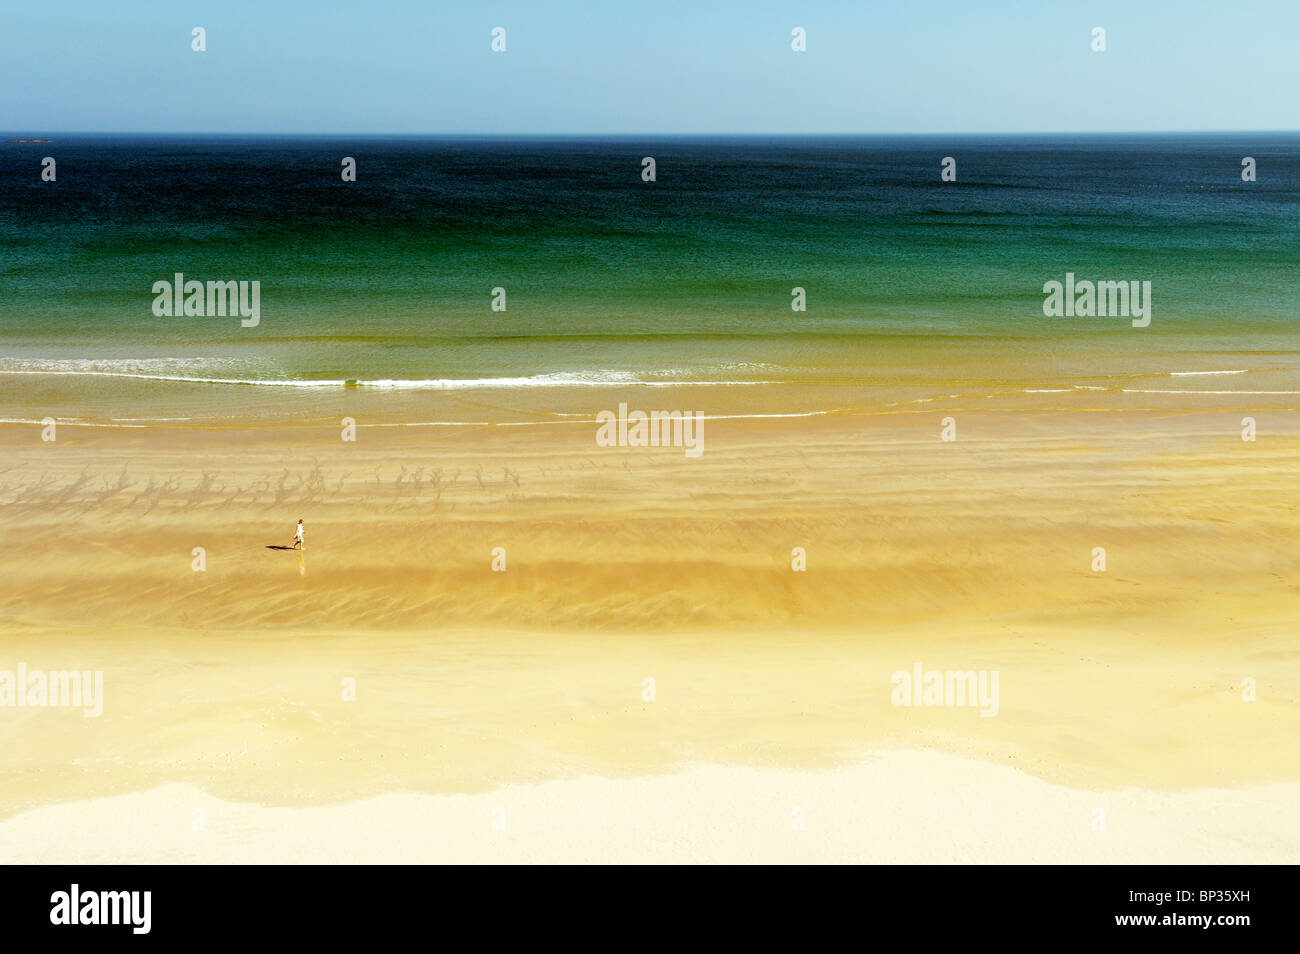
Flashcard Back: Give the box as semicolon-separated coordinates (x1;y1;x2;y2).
292;518;304;550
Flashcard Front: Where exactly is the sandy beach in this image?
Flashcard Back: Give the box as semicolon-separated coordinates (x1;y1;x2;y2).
4;753;1299;864
4;1;1300;876
1;370;1298;862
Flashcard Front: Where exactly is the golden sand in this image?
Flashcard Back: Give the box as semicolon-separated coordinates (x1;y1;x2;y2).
1;385;1298;861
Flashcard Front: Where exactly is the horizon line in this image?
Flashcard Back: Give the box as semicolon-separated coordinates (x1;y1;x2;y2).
5;129;1300;139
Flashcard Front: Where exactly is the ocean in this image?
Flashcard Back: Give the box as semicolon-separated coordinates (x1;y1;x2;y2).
1;133;1297;422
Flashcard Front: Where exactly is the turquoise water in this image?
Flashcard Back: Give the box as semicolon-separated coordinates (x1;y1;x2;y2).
0;133;1297;409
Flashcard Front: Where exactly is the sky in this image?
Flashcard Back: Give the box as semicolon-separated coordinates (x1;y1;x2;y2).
2;0;1298;135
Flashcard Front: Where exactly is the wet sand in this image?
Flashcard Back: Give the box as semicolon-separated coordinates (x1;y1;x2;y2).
1;376;1298;861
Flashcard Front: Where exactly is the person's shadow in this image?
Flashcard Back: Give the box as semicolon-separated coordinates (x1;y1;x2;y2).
266;545;296;550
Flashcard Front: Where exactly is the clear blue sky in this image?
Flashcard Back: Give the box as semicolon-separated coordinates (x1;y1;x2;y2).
3;0;1297;134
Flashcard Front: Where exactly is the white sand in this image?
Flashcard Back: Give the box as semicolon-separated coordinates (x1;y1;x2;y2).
4;750;1296;864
